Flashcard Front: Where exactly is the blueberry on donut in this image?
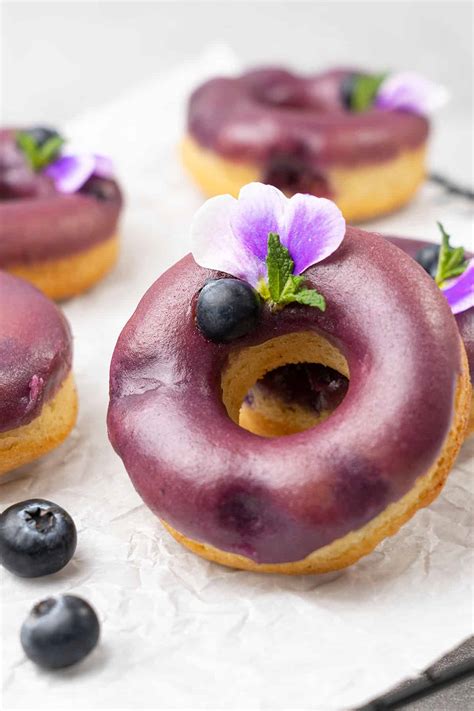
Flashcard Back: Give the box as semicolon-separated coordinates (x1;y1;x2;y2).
0;272;77;475
182;68;447;222
0;127;123;300
108;184;470;575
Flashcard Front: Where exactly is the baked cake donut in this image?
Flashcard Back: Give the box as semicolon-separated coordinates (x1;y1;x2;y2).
0;127;122;300
242;229;474;437
0;272;77;475
108;184;470;574
182;67;447;222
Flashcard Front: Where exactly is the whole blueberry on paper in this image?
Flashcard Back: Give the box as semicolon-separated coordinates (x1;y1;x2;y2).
0;499;77;577
21;595;100;669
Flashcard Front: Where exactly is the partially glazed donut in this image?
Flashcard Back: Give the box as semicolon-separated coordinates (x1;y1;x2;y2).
182;68;429;222
0;272;77;475
0;128;123;300
108;228;471;574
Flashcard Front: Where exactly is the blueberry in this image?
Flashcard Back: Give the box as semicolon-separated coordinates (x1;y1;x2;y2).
196;278;261;343
415;244;440;278
340;73;357;110
0;499;77;577
80;176;118;201
24;126;61;147
21;595;100;669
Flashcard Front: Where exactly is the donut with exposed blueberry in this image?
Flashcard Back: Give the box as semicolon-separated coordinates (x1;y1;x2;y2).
182;67;447;222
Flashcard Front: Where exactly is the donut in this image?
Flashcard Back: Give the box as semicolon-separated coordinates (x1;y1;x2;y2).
0;127;123;300
242;234;474;437
108;185;470;574
0;272;77;475
182;67;446;222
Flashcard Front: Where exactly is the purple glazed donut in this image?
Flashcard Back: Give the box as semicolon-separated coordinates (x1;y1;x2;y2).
182;67;433;222
0;271;77;475
0;128;123;300
108;227;471;574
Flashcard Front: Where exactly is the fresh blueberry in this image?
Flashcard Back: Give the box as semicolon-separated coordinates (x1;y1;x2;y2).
21;595;100;669
80;176;118;201
0;499;77;577
340;73;357;110
24;126;61;147
196;278;261;343
415;244;440;278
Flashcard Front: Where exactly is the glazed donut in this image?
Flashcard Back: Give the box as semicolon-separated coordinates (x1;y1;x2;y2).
242;235;474;437
0;128;122;300
181;67;442;222
0;272;77;475
108;226;470;575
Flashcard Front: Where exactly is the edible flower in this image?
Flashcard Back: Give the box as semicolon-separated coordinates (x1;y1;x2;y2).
191;182;345;311
374;71;449;116
16;128;113;194
435;223;474;315
350;71;448;116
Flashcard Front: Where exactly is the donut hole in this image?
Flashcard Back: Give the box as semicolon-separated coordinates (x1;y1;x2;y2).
221;331;349;438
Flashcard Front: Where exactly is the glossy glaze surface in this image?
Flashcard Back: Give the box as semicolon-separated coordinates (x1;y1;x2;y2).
187;68;429;169
0;272;72;432
0;129;122;266
108;228;461;564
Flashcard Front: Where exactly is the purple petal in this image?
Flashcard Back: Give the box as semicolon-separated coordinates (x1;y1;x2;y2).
230;182;286;260
93;154;114;179
44;154;96;193
441;260;474;315
281;194;345;274
191;194;264;286
375;72;448;116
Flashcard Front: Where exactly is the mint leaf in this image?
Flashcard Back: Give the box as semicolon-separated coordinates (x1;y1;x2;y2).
435;222;468;286
351;73;387;112
37;135;64;169
16;132;38;169
266;232;294;302
16;131;64;171
293;289;326;311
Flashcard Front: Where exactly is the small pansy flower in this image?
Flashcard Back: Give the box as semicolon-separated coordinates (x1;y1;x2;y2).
16;127;114;194
191;182;346;311
375;71;449;116
434;223;473;315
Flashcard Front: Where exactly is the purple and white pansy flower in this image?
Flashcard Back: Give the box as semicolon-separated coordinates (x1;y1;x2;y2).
44;152;114;194
16;127;114;194
441;259;474;315
191;182;346;310
375;71;449;116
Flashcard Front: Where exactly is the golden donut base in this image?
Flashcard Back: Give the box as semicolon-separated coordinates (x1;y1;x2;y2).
162;331;471;575
0;372;77;476
181;134;426;223
6;234;119;301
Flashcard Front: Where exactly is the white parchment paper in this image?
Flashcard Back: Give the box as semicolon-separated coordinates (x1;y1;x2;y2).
1;45;473;711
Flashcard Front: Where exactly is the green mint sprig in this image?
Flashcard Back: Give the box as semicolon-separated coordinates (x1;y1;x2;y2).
16;131;64;172
256;232;326;311
434;222;469;287
350;73;387;112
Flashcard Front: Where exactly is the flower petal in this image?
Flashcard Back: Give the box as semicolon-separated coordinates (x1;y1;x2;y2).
441;260;474;315
375;71;449;116
44;154;96;193
281;194;346;274
93;154;114;179
191;194;263;286
230;182;286;260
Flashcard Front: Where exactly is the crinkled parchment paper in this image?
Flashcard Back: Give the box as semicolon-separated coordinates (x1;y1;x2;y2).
1;45;473;711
